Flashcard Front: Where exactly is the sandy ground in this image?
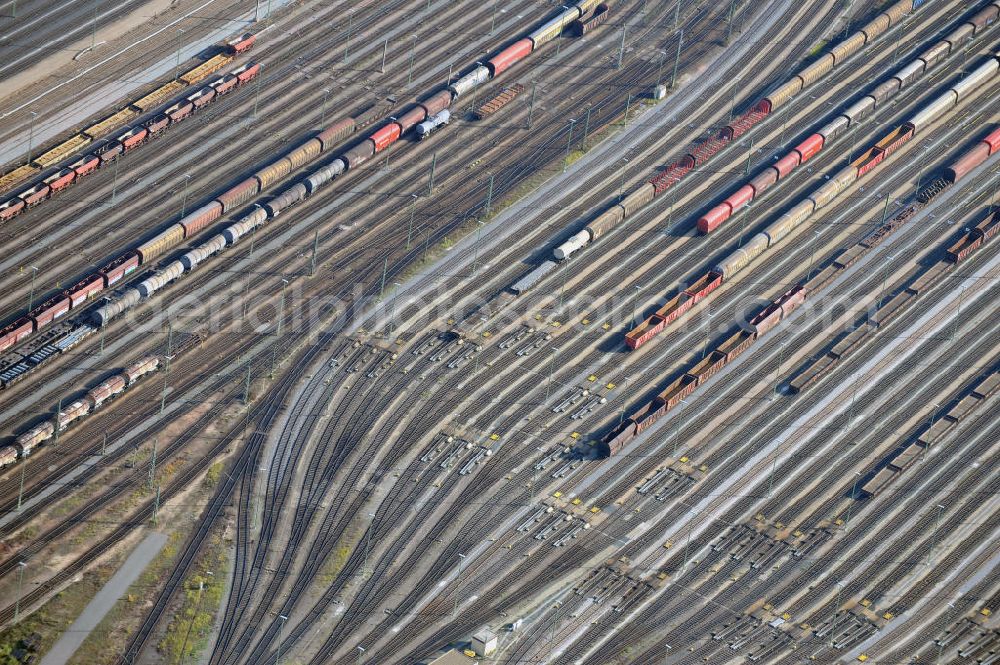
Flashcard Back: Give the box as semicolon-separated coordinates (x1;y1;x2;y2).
3;0;178;101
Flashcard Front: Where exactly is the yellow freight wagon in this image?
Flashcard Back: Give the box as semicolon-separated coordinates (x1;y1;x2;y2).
132;80;186;112
33;133;92;168
180;53;233;86
83;107;140;139
0;164;40;193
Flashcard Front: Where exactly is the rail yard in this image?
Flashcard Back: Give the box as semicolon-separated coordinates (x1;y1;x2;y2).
0;0;997;663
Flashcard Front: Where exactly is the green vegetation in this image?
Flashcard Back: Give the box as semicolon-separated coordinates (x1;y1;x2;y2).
317;543;354;586
0;564;115;665
809;39;828;57
154;500;230;664
205;461;223;488
156;568;224;665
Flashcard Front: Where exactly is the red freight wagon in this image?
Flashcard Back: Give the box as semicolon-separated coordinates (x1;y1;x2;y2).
945;143;990;183
44;168;76;194
687;350;729;386
718;329;755;363
793;134;824;163
343;139;375;169
683;271;723;302
698;205;730;234
119;126;148;151
370;123;401;152
574;3;611;35
88;375;127;407
658;374;698;411
166;100;194;123
601;421;636;457
66;274;105;307
213;74;239;96
236;62;261;84
317;117;357;152
227;32;256;54
419;90;452;117
634;403;666;435
19;182;50;206
487;38;533;77
71;154;100;177
100;251;141;287
0;317;34;353
748;168;778;197
179;201;223;237
854;146;885;178
97;142;123;164
985;127;1000;154
750;303;783;336
217;177;260;213
876;123;914;161
946;233;981;263
30;295;71;328
723;185;755;216
0;198;25;221
395;106;426;134
974;207;998;242
625;315;666;350
189;87;216;109
658;292;693;326
145;114;170;135
777;284;806;317
773;152;800;179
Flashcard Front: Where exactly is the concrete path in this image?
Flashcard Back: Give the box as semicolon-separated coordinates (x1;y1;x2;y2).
40;531;168;665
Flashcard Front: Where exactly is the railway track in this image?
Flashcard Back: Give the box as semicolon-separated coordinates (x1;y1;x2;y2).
207;2;996;660
2;0;997;662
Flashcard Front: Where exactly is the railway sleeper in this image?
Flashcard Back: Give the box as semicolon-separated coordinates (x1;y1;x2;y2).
612;583;652;614
750;541;790;570
594;575;631;604
638;468;670;494
574;568;612;597
813;611;856;639
712;524;753;553
833;620;878;650
732;531;770;560
553;525;584;547
746;635;792;662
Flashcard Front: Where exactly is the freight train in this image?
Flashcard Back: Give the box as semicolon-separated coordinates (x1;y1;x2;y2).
599;285;804;458
0;35;258;225
84;0;609;326
0;61;262;353
547;0;924;268
697;2;1000;234
0;0;606;373
604;177;998;457
625;51;1000;351
0;355;160;468
859;367;998;499
789;203;997;394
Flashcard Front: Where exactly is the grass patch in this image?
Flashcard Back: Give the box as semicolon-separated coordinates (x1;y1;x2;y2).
204;461;223;489
64;530;183;665
809;39;828;57
154;531;229;665
317;542;354;587
0;561;119;665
